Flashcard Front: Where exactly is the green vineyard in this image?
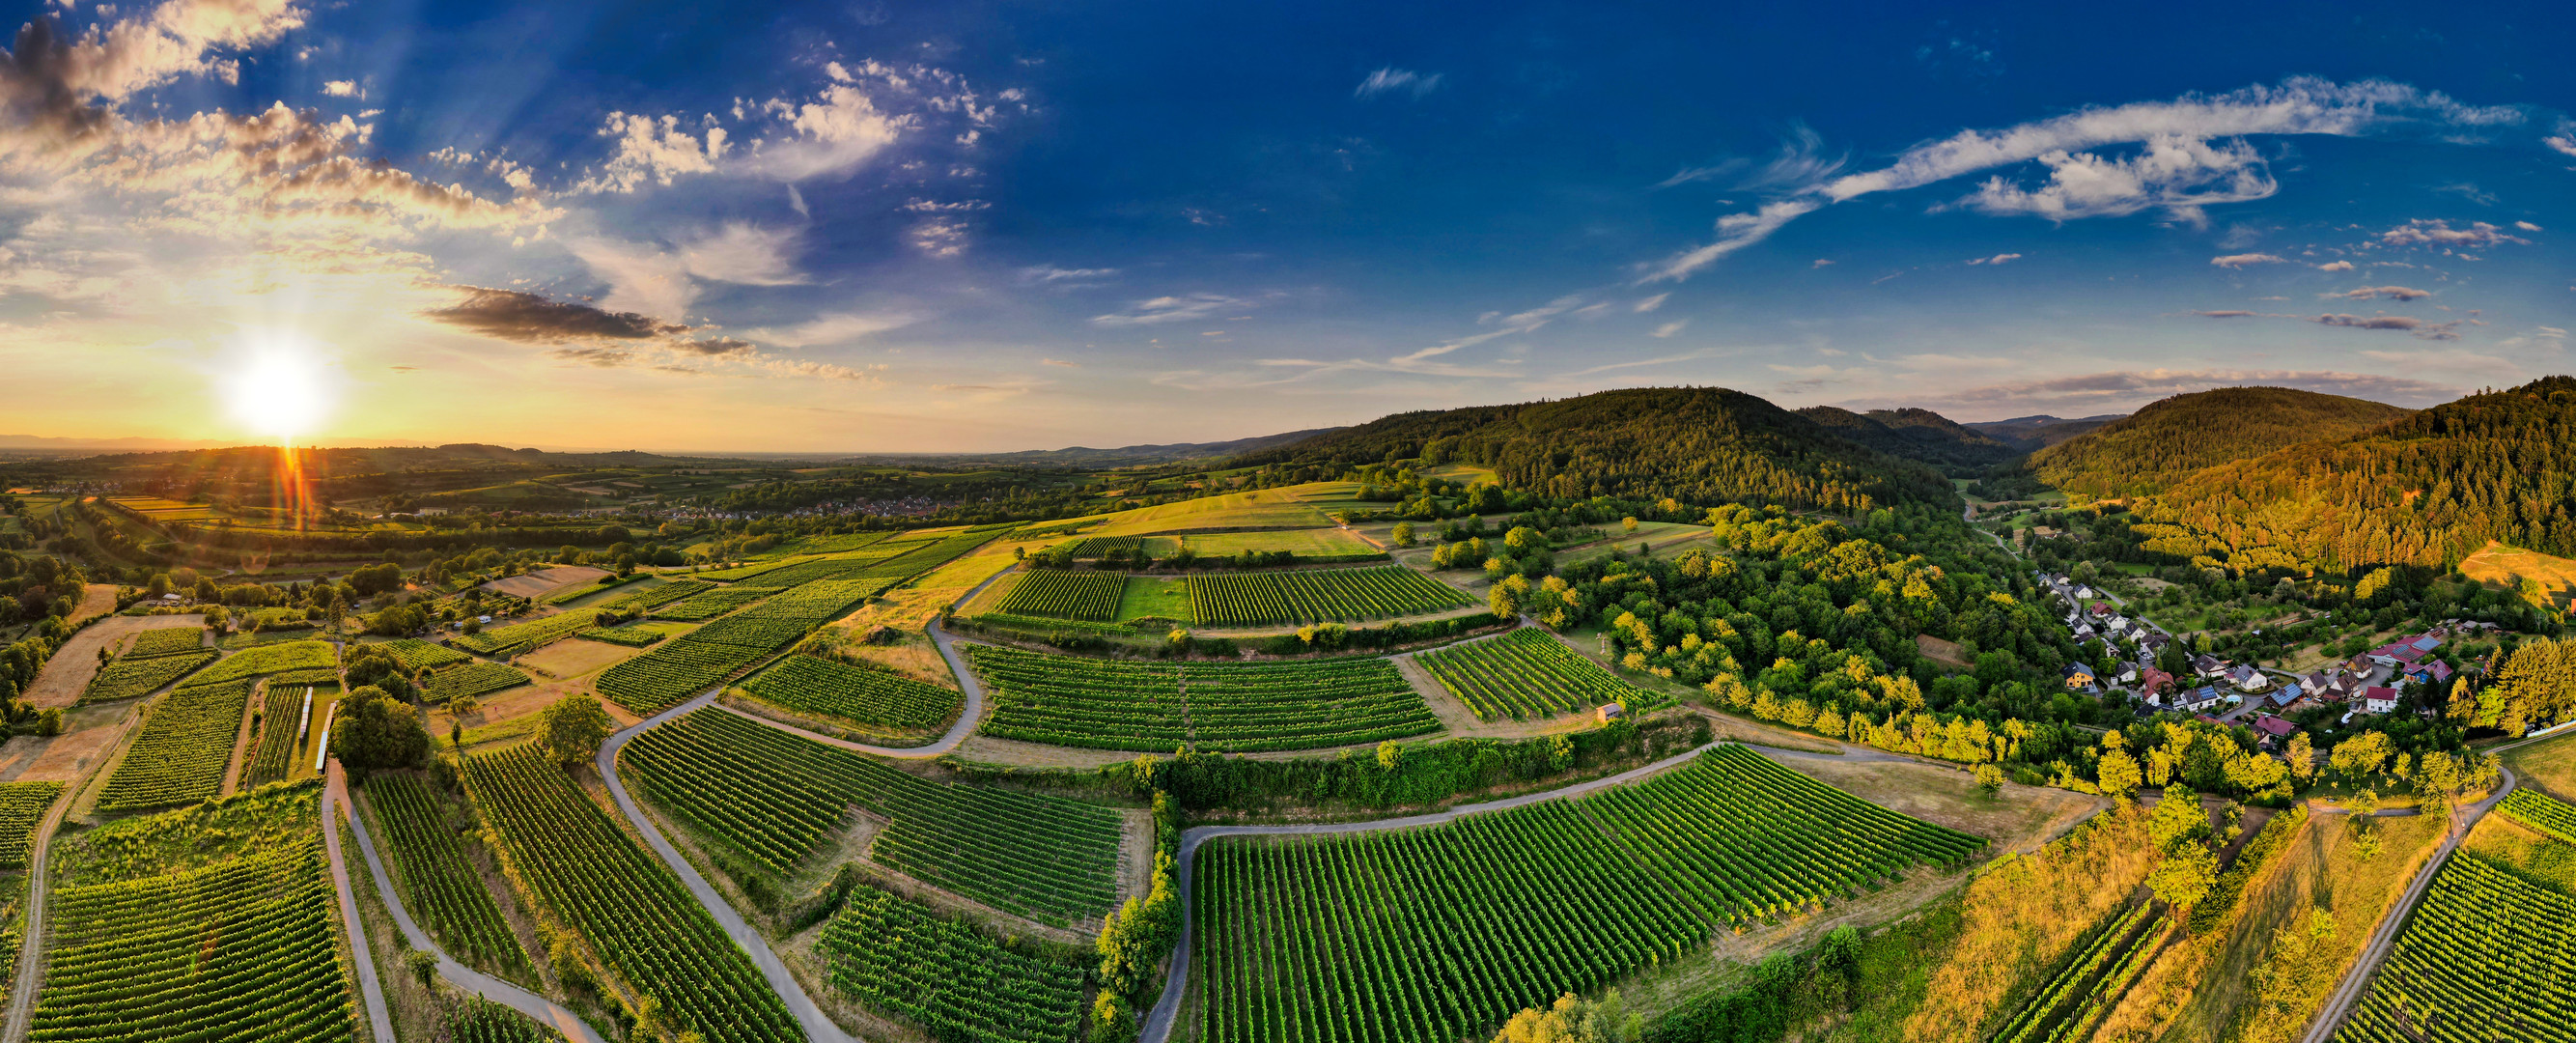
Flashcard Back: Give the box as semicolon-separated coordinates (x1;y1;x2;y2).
578;626;667;647
376;637;472;672
2498;787;2576;846
1986;899;2164;1043
0;780;62;869
77;647;215;703
443;997;566;1042
462;743;804;1043
190;639;337;686
734;655;960;733
450;609;601;658
654;584;771;621
123;626;207;658
32;791;356;1042
818;885;1087;1043
1187;566;1470;628
422;662;535;703
967;644;1440;752
96;678;253;812
619;709;1122;926
365;774;536;984
1193;745;1985;1043
2332;852;2576;1043
994;569;1127;622
1415;628;1663;720
598;578;884;714
245;682;328;788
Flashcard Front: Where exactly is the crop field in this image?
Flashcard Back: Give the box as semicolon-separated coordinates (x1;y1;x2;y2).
1186;566;1470;628
817;885;1087;1043
32;791;355;1042
993;569;1126;621
422;662;534;703
1150;527;1382;559
244;683;316;788
2498;787;2576;844
77;647;215;703
1984;899;2163;1043
123;626;206;658
96;678;254;812
462;743;803;1043
1065;534;1142;557
191;639;337;685
770;531;895;556
653;583;771;621
967;645;1439;752
2333;851;2576;1043
734;655;959;733
728;557;904;590
1192;744;1984;1043
376;637;472;672
1415;629;1665;720
366;774;535;982
597;578;884;714
0;780;62;869
578;626;667;647
450;609;602;658
444;998;563;1042
619;709;1121;926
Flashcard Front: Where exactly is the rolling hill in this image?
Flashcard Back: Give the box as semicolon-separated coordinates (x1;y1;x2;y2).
2027;387;2412;499
1796;406;2021;477
1962;413;2125;453
2130;378;2576;572
1240;386;1960;513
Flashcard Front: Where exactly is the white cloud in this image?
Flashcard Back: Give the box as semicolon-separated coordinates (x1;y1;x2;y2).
21;0;309;105
1354;67;1442;100
577;112;728;193
1091;293;1249;326
2210;253;2288;268
571;239;695;322
1020;265;1120;286
677;222;805;286
2326;285;2431;301
1966;253;2023;265
1649;319;1689;338
754;311;914;348
2547;134;2576;159
322;79;356;97
908;217;967;257
2516;220;2543;232
2316;260;2355;271
1632;293;1669;312
2378;219;2532;248
1641;77;2521;282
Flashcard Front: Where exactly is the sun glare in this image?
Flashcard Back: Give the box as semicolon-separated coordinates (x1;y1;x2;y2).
222;338;336;445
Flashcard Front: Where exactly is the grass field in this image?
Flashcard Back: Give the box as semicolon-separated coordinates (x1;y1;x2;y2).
2459;540;2576;608
2506;730;2576;803
1116;576;1193;623
1043;482;1370;538
1144;526;1380;558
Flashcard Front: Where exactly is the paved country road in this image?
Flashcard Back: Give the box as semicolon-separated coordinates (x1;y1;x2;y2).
331;764;607;1043
321;765;400;1043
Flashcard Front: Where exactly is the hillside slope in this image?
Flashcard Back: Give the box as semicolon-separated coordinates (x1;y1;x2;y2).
1964;413;2124;453
1244;386;1958;513
1797;406;2021;477
2030;387;2412;498
2132;378;2576;571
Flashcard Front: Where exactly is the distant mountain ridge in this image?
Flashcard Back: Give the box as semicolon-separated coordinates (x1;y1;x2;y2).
1795;406;2020;477
1961;413;2126;454
2029;387;2412;499
1246;386;1959;513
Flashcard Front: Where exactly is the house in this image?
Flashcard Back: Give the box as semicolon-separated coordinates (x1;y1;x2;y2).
2269;683;2303;710
2076;585;2098;600
2407;660;2454;686
2138;668;2176;699
1596;702;1627;722
2088;601;2113;617
2192;653;2228;678
2249;714;2299;748
2177;686;2226;713
2367;634;2441;668
2361;686;2399;714
2229;664;2269;692
2117;665;2140;686
2074;622;2098;640
2064;663;2099;692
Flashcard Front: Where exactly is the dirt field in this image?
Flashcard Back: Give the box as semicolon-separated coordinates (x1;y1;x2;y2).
20;701;140;787
2460;540;2576;608
66;583;117;626
1771;752;2107;856
515;635;646;682
21;612;208;709
480;565;610;600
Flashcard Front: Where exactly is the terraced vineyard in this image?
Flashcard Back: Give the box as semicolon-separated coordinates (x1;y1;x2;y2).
77;647;215;703
967;644;1439;752
653;584;771;621
619;708;1122;926
994;569;1126;621
445;997;566;1042
1187;566;1470;628
31;791;355;1042
1415;628;1665;720
1066;534;1142;557
123;626;207;658
2333;852;2576;1043
734;655;959;733
462;743;803;1043
1192;744;1985;1043
421;662;534;703
0;780;63;869
366;774;535;983
578;626;667;647
1986;899;2164;1043
817;885;1087;1043
597;578;885;714
191;639;337;685
96;678;254;811
376;637;472;672
2498;787;2576;845
450;609;601;658
244;682;317;787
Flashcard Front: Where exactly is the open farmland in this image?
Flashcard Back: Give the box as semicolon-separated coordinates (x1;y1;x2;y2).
653;583;771;621
1186;565;1470;628
95;677;253;811
0;780;63;868
993;568;1125;621
366;773;535;983
1193;745;1984;1043
77;646;214;703
421;661;534;702
190;639;338;685
817;884;1088;1043
122;626;207;657
1147;526;1383;560
596;578;884;714
619;708;1123;926
967;644;1440;752
1414;628;1666;720
2334;846;2576;1043
243;682;320;787
374;637;472;672
462;743;803;1043
734;654;959;733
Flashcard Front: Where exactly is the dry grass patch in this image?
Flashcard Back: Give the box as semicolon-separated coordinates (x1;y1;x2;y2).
515;634;648;681
480;565;610;599
2459;540;2576;608
2505;730;2576;803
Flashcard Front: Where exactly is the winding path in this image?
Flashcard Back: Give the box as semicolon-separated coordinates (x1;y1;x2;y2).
328;763;606;1043
321;765;400;1043
0;695;155;1043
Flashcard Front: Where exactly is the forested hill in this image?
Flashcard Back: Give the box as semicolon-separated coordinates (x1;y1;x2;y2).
2132;378;2576;572
1795;406;2021;477
1962;413;2123;453
2028;386;2413;498
1240;386;1960;513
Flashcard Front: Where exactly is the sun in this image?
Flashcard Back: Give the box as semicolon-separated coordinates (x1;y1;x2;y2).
222;337;337;445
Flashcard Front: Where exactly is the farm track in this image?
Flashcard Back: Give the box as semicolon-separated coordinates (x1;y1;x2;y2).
322;765;400;1043
331;765;607;1043
0;700;150;1043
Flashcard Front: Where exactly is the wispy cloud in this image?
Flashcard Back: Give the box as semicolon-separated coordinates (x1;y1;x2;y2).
1091;293;1252;326
2210;253;2288;268
1655;123;1847;190
1354;67;1442;100
2326;286;2432;301
1632;293;1669;313
1912;368;2462;414
2377;219;2532;249
2317;260;2355;271
1965;253;2023;266
1650;319;1689;338
1020;265;1120;287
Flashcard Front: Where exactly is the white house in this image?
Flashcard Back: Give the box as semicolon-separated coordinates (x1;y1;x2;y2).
2361;686;2398;714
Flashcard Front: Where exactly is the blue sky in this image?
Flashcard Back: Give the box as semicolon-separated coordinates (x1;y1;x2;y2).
0;0;2569;451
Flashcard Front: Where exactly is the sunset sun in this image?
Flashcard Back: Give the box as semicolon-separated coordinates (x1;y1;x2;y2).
222;339;335;445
